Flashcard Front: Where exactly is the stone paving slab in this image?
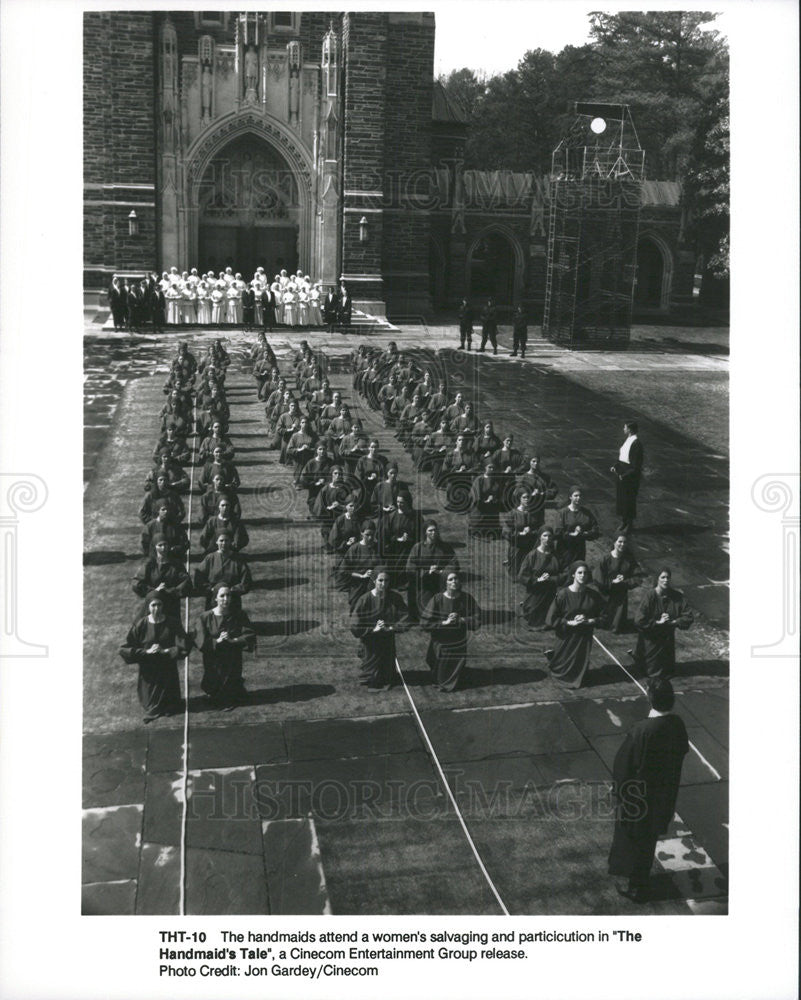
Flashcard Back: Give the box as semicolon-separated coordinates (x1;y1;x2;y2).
528;748;611;785
142;771;183;846
147;728;186;773
81;879;137;916
185;846;269;915
186;722;287;769
254;750;438;821
561;696;647;738
419;703;589;763
82;731;147;808
82;805;143;884
283;713;422;761
675;690;729;748
262;818;330;915
668;865;728;903
675;782;729;870
186;767;263;856
136;843;180;915
317;817;502;915
444;756;551;797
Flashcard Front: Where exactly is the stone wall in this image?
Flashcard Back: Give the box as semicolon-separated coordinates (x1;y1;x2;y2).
83;12;157;291
381;13;435;317
340;12;387;305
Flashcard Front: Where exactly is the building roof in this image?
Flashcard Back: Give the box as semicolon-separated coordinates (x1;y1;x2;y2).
432;80;469;124
640;180;682;206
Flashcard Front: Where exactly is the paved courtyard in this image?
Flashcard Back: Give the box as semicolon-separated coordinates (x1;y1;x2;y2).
83;321;728;915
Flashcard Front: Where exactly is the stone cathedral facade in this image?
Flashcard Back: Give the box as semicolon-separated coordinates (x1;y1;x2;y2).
84;11;450;317
84;11;690;320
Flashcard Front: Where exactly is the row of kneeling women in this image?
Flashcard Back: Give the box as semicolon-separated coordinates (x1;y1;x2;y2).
120;334;694;722
122;337;261;722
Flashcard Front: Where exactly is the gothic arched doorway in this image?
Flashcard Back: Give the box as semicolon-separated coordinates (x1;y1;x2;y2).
196;134;301;279
635;234;672;310
467;229;520;308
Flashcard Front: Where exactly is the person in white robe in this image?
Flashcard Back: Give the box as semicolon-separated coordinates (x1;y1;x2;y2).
196;280;211;325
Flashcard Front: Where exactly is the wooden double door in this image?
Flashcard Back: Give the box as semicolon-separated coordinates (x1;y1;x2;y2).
199;225;298;280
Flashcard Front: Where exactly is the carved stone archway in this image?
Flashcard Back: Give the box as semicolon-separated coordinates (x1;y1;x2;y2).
635;231;674;311
181;109;315;275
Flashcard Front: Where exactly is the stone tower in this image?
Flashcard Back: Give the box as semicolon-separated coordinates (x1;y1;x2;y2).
84;11;436;318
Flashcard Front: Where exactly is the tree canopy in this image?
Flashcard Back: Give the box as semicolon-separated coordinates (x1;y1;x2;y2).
438;11;729;281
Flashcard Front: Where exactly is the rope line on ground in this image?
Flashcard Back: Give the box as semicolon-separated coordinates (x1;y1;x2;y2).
394;656;511;916
178;393;199;917
592;633;722;781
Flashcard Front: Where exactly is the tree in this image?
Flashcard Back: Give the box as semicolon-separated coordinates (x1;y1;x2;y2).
587;12;729;301
688;96;730;296
437;68;487;120
438;12;729;302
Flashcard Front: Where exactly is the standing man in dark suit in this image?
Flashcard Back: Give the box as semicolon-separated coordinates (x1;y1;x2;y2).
151;281;166;333
611;420;644;533
457;298;474;350
260;285;276;333
511;304;528;357
338;281;352;332
323;285;339;333
241;284;255;332
119;278;130;330
142;272;156;314
127;280;143;333
478;298;498;354
608;678;688;902
108;275;126;332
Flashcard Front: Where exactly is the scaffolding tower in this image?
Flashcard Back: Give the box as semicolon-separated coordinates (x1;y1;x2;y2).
542;102;644;348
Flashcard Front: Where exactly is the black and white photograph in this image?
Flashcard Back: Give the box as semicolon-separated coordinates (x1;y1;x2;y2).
0;1;798;998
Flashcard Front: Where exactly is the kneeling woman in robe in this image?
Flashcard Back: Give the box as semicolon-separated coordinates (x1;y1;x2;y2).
596;533;641;633
196;584;256;707
545;562;604;688
335;522;380;610
467;462;502;539
422;571;481;692
517;526;562;628
119;591;192;723
633;568;693;679
350;568;410;691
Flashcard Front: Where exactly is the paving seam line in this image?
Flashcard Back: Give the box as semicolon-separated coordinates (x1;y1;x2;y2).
394;657;510;916
179;390;199;916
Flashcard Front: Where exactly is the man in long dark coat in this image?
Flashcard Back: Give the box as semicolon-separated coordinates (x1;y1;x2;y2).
478;297;498;354
260;285;276;332
337;282;352;330
611;420;644;533
608;678;689;902
457;298;474;350
322;286;340;332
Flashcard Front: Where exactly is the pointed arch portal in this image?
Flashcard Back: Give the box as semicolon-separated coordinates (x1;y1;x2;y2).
178;110;316;277
466;226;524;307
